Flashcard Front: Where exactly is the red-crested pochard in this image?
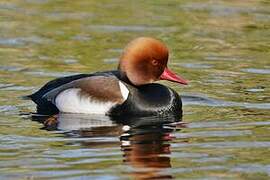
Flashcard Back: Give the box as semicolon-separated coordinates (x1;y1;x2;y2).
26;37;188;117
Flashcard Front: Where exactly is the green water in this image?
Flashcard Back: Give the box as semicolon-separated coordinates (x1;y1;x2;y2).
0;0;270;179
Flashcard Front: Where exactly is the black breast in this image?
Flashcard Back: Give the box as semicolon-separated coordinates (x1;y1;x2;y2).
109;83;182;118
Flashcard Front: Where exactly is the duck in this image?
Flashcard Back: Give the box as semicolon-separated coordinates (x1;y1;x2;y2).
26;37;188;118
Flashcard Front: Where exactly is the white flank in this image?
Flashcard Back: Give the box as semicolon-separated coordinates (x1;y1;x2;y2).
55;88;116;114
119;81;129;101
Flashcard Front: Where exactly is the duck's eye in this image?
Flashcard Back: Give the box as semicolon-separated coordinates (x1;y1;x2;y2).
151;59;159;66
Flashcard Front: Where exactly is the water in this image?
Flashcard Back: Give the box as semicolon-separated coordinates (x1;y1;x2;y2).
0;0;270;179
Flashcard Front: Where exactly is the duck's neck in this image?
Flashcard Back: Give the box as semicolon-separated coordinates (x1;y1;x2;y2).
118;71;134;86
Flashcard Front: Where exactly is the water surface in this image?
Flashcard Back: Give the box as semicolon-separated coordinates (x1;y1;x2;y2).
0;0;269;179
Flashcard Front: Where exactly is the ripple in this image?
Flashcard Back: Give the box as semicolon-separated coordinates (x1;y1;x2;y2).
206;78;233;84
182;94;270;109
0;36;53;47
169;165;226;173
205;55;246;61
25;0;49;4
108;48;123;53
231;164;270;176
173;63;213;69
173;141;270;149
188;120;239;129
51;148;121;159
235;121;270;127
0;83;14;89
0;134;118;144
255;13;270;22
0;84;34;91
0;65;26;72
0;3;17;10
44;12;93;21
25;70;78;77
241;68;270;74
71;35;92;42
103;58;118;64
0;105;18;113
172;152;209;158
63;58;78;64
87;25;177;33
193;156;230;163
24;170;87;179
188;120;270;130
181;3;268;17
176;130;252;138
246;88;265;93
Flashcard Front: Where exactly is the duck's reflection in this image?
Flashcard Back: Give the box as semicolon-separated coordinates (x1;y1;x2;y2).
31;113;183;179
121;125;176;179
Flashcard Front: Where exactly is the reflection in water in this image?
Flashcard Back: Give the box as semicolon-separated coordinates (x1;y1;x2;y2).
31;113;181;130
121;126;177;179
31;113;182;179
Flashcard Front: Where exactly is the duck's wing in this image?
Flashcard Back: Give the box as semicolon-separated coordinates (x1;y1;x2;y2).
28;71;119;101
42;75;128;114
25;74;93;114
27;72;125;114
43;75;125;104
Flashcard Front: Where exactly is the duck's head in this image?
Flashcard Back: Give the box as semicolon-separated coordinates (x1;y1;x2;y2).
118;37;188;86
